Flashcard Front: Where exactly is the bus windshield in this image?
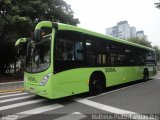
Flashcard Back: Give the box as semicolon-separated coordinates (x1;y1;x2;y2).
26;35;51;73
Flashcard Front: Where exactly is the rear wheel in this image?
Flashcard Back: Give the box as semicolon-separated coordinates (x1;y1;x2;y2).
89;75;105;95
143;69;149;81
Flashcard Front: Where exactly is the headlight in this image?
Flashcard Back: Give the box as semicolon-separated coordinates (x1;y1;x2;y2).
40;73;52;86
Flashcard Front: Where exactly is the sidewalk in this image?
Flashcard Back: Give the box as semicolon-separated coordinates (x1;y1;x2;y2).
0;81;24;93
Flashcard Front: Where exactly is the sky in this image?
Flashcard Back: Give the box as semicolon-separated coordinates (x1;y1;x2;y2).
64;0;160;47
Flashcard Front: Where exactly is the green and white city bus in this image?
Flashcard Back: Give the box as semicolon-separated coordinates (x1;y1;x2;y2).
16;21;157;99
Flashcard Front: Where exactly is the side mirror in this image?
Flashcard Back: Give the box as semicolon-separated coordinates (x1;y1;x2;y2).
15;38;30;56
15;38;27;46
33;29;41;43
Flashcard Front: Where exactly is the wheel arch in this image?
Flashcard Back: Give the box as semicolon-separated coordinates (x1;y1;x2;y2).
143;68;149;75
89;71;106;87
143;68;149;81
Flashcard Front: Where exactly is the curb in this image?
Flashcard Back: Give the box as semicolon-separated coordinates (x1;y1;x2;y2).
0;88;25;93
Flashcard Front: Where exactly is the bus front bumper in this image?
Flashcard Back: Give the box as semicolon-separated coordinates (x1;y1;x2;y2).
25;84;48;97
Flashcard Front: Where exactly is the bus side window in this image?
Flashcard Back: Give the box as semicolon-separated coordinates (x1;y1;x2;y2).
55;38;74;60
75;41;83;60
97;54;107;65
86;39;97;66
97;41;108;65
110;44;118;66
134;49;146;66
56;31;84;61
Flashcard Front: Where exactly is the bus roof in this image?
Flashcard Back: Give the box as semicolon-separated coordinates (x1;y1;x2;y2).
56;23;155;51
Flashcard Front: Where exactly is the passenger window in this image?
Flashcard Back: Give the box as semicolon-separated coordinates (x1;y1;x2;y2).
86;39;97;65
75;42;83;60
55;31;84;61
55;38;74;60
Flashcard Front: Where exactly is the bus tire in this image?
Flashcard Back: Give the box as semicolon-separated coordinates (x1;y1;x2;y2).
89;72;105;95
143;69;149;81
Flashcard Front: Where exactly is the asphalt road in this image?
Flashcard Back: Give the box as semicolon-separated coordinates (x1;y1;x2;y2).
0;73;160;120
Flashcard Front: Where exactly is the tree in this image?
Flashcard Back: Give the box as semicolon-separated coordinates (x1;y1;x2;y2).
128;37;152;47
155;0;160;9
0;0;80;76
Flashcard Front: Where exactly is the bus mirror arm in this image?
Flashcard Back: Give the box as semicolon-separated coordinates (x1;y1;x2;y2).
15;38;27;46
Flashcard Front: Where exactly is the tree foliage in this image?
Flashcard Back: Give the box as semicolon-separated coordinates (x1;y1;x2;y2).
128;37;152;47
0;0;79;75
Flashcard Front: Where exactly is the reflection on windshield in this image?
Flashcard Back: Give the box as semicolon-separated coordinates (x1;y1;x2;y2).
26;36;51;73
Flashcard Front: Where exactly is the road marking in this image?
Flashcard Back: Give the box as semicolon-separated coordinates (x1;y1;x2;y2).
155;77;160;80
0;92;28;99
0;95;35;103
0;81;23;85
0;99;46;111
74;98;157;120
85;80;154;100
16;104;63;119
54;112;87;120
0;91;21;95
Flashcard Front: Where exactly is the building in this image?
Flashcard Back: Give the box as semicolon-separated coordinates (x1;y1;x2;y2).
106;27;114;36
136;31;144;39
106;21;147;40
106;21;131;39
117;21;130;39
130;26;136;38
106;26;117;38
